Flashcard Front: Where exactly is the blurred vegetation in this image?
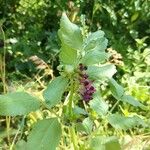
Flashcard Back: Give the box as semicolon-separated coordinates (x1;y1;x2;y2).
0;0;150;149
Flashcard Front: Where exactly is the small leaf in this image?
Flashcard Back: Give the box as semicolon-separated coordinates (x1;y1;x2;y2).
122;95;146;109
26;118;61;150
83;30;108;52
59;44;77;65
0;92;40;116
90;93;109;117
82;50;108;65
73;106;87;115
108;78;124;100
58;13;83;50
90;136;121;150
87;64;116;79
108;114;145;130
43;76;69;107
82;117;93;134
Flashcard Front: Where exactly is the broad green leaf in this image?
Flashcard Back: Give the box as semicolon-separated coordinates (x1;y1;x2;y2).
0;92;40;116
109;79;145;109
108;78;124;100
81;50;108;65
58;13;83;50
59;44;77;65
43;76;69;107
90;93;108;117
87;64;116;79
15;140;27;150
83;30;108;52
122;95;146;109
82;117;93;134
26;118;61;150
90;136;121;150
108;114;145;130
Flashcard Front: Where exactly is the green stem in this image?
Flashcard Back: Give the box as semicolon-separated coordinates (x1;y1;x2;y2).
70;125;78;150
0;25;10;147
67;80;79;150
0;26;6;93
68;81;74;118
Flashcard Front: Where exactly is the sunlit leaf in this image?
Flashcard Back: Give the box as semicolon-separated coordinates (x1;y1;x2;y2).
59;44;77;65
87;64;116;79
90;136;121;150
58;13;83;50
0;92;40;116
82;117;93;134
90;93;108;117
108;78;124;100
122;95;146;109
81;50;108;65
26;118;61;150
108;114;145;130
83;30;108;52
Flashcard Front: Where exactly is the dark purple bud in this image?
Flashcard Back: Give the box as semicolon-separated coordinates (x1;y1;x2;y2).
84;80;90;86
82;94;92;101
80;74;88;79
84;66;87;70
79;63;87;71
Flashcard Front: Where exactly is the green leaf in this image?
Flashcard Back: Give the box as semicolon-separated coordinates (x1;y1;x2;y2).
104;136;121;150
87;64;116;79
59;44;77;65
90;93;108;117
58;13;83;50
15;140;27;150
81;50;108;65
109;79;145;109
122;95;145;109
0;92;40;116
90;136;121;150
108;114;145;130
108;78;124;100
26;118;61;150
83;30;108;52
82;117;93;134
43;76;69;107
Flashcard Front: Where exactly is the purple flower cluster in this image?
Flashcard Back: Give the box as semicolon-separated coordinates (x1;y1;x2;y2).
78;63;96;102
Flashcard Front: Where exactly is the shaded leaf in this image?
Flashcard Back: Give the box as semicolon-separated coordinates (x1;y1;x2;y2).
0;92;40;116
26;118;61;150
43;76;69;107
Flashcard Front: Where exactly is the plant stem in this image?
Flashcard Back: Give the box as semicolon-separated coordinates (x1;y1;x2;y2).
6;116;11;146
70;125;78;150
68;81;74;118
0;26;10;147
67;80;79;150
0;26;6;93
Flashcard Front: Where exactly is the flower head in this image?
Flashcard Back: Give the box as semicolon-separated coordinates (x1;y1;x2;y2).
78;64;96;102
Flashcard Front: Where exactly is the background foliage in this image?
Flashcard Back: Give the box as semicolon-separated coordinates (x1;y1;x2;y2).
0;0;150;149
